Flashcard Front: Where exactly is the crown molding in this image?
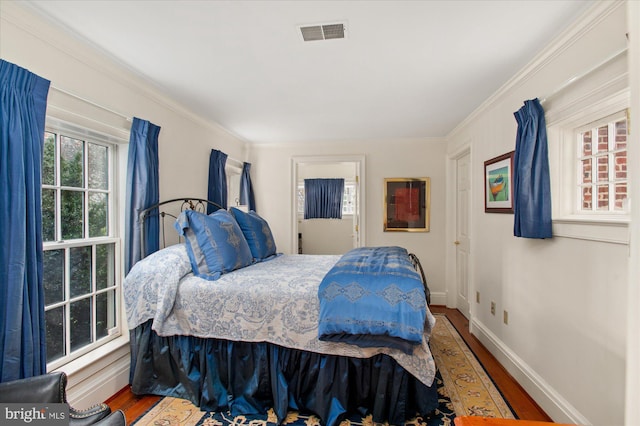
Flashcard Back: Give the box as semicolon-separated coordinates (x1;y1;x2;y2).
447;0;627;140
1;1;248;146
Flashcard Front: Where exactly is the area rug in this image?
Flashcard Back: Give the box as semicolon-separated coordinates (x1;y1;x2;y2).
132;314;514;425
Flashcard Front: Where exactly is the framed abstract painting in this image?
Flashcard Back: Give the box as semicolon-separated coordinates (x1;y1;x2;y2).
384;177;430;232
484;151;514;213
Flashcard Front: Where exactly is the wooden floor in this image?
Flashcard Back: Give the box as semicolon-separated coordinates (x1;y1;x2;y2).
106;306;552;424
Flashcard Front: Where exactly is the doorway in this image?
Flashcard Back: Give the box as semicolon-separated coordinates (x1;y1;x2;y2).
454;150;471;318
291;155;365;255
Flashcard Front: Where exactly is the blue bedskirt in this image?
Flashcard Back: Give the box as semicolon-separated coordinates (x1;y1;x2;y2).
129;320;439;426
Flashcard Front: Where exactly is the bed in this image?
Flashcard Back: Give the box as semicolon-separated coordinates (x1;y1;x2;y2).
124;198;439;426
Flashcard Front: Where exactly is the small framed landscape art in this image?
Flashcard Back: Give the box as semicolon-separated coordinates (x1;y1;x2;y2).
484;151;514;213
384;177;430;232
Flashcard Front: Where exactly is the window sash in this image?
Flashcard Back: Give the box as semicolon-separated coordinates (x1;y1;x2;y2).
575;112;627;214
43;124;121;370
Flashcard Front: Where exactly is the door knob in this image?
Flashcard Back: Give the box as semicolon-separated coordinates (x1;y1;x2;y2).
454;241;460;245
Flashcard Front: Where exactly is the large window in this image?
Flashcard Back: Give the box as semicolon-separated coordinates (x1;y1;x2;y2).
42;126;121;369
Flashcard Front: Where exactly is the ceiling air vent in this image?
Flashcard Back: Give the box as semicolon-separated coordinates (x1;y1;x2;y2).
299;23;346;42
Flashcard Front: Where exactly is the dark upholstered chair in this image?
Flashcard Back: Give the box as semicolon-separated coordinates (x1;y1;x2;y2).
0;371;126;426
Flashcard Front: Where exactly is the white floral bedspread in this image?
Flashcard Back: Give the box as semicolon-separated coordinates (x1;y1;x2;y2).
123;244;436;386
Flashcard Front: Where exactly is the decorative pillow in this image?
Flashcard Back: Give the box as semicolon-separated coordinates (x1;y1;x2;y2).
174;209;253;280
230;207;277;262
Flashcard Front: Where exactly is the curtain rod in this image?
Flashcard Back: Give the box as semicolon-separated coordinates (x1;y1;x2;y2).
50;84;132;122
540;47;627;105
226;156;244;168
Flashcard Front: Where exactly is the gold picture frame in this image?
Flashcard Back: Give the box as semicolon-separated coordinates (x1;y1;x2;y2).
384;178;430;232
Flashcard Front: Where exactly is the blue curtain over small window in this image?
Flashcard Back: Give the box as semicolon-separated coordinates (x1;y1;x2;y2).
0;60;50;381
240;162;256;212
304;178;344;219
513;98;552;238
125;117;161;274
207;149;228;214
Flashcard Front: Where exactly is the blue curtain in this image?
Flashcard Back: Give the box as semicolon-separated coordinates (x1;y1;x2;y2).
0;60;50;381
304;178;344;219
239;162;256;212
513;98;552;238
207;149;228;213
125;117;160;274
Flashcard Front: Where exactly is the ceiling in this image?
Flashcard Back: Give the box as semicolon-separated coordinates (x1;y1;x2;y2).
25;0;592;145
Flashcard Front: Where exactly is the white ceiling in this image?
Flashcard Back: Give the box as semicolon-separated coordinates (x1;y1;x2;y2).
25;0;592;145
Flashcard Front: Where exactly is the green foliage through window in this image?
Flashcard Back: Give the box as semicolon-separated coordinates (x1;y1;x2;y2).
42;127;119;367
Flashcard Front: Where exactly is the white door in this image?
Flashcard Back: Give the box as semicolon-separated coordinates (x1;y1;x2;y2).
455;152;471;318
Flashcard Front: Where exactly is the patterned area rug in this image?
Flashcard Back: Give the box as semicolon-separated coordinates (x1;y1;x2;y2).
132;314;515;425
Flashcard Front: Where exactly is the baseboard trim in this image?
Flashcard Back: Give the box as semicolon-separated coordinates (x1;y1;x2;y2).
63;345;130;410
470;317;590;426
429;291;447;307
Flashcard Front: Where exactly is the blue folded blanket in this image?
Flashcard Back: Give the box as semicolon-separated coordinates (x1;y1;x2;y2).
317;246;427;353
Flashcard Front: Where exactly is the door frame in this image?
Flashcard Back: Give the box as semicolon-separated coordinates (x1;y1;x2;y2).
290;155;366;254
445;145;473;314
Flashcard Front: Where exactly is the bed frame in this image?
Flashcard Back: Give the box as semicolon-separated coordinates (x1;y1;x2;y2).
137;197;430;304
128;197;437;425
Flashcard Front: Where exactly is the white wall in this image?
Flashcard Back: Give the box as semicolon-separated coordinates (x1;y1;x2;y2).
298;219;353;254
625;1;640;424
250;138;448;304
1;1;248;408
446;2;629;425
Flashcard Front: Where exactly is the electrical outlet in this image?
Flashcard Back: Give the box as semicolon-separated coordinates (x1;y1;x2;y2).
476;291;480;303
490;301;496;315
503;310;509;325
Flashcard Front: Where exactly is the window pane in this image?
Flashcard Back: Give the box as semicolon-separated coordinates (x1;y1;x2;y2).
96;244;115;290
597;185;609;210
89;192;108;237
60;136;84;188
581;186;592;210
46;306;65;363
43;132;56;186
581;159;592;184
596;156;608;182
70;246;91;298
581;130;592;156
615;183;627;211
61;190;84;239
43;249;65;305
615;120;627;150
96;290;116;340
88;143;108;190
42;188;56;242
614;151;627;180
597;125;608;153
70;298;92;352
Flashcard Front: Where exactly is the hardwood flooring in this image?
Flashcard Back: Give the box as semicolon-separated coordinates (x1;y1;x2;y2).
106;306;552;424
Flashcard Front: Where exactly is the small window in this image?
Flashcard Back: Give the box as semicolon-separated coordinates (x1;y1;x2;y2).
297;182;356;216
42;127;121;369
575;112;628;214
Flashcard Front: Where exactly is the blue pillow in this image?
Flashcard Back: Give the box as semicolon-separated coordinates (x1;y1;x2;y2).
230;207;277;262
174;209;253;280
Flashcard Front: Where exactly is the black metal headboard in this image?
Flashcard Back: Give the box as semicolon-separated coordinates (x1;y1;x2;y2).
138;197;224;259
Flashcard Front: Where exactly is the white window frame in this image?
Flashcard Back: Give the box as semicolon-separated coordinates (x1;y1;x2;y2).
575;111;628;214
43;119;123;371
547;90;630;244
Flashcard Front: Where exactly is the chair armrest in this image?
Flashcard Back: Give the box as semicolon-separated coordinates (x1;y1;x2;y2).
69;403;112;426
93;410;126;426
0;371;66;403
